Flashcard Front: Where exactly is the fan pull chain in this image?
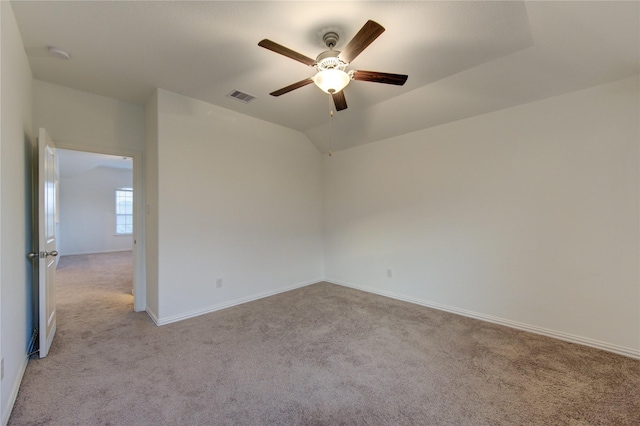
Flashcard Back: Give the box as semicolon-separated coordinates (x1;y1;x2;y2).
329;93;334;118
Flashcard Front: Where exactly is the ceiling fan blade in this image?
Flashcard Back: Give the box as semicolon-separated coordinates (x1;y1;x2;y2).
258;39;316;66
338;20;385;64
332;91;348;111
351;70;408;86
269;78;314;97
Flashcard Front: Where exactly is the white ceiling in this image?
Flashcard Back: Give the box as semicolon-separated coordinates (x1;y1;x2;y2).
57;149;132;179
11;1;639;153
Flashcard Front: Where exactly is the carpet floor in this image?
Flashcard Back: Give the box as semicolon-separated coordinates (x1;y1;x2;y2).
8;252;640;425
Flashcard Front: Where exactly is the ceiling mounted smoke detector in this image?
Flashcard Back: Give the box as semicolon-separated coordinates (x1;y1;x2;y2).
48;46;70;60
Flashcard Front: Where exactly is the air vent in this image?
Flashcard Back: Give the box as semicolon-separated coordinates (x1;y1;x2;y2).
227;90;257;104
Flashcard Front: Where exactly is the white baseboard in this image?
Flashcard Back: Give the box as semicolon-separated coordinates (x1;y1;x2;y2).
2;356;28;426
326;278;640;360
154;278;322;326
60;249;132;257
145;307;160;325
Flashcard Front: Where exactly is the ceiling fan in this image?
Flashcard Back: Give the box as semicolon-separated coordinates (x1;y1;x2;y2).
258;20;408;111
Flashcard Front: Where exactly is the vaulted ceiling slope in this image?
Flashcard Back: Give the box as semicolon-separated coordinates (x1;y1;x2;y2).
11;1;639;153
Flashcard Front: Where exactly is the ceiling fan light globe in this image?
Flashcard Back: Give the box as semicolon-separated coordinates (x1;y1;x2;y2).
314;69;351;94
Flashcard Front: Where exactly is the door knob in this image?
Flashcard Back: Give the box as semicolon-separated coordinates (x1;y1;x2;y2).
27;250;58;259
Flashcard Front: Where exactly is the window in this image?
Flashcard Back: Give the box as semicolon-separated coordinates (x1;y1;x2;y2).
115;188;133;235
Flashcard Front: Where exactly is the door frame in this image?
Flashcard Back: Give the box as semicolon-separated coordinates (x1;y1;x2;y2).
54;141;145;312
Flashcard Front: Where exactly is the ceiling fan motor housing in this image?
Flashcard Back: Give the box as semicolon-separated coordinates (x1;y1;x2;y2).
315;51;347;71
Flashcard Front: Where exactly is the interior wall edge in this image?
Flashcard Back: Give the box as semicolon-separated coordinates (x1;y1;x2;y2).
145;307;159;326
326;278;640;360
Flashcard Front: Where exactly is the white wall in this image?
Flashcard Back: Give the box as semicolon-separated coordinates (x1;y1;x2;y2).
324;76;640;357
0;3;34;423
33;80;145;152
153;89;324;323
59;166;133;256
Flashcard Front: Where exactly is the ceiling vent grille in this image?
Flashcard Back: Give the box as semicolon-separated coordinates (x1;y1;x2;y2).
227;90;257;104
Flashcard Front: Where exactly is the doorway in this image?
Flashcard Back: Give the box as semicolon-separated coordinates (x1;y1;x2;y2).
53;144;144;312
57;149;133;258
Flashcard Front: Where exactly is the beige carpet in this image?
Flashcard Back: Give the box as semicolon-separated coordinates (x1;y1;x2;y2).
9;252;640;425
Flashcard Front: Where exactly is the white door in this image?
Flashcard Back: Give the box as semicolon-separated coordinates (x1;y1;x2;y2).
37;128;58;358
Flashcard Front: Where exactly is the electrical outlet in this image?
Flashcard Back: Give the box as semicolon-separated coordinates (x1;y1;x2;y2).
216;278;223;288
387;269;393;278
